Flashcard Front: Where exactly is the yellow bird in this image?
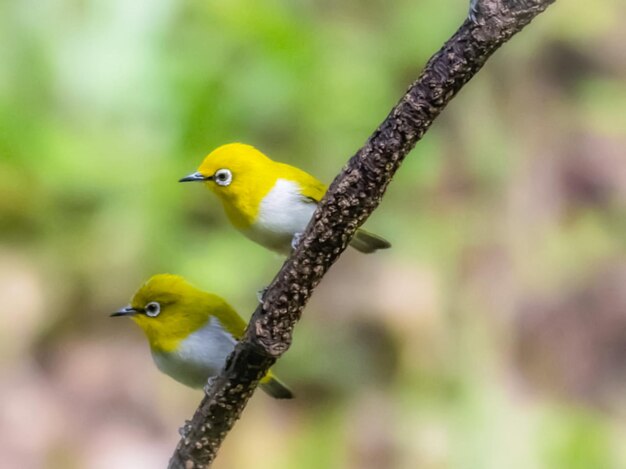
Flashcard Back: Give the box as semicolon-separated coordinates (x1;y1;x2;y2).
179;143;391;256
111;274;293;399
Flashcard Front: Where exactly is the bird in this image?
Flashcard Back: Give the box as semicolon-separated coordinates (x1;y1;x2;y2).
111;274;293;399
179;143;391;256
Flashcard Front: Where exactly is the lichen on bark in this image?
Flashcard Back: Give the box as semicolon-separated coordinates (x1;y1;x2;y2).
168;1;557;467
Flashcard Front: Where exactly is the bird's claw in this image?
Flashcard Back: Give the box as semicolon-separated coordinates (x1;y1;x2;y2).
291;232;303;251
203;376;217;394
256;287;268;304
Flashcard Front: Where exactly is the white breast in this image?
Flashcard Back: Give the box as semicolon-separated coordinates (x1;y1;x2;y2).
246;178;317;255
152;317;236;389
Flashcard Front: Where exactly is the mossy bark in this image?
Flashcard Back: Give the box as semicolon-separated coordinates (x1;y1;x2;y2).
169;1;557;467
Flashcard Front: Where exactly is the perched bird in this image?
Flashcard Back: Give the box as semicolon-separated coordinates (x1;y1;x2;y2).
111;274;293;399
179;143;391;256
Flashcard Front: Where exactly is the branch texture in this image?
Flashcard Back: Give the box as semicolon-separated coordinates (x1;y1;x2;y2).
169;1;556;467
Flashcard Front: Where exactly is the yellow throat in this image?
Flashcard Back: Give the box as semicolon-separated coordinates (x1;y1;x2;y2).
114;274;294;398
128;274;244;353
192;143;326;229
198;144;279;229
181;143;389;255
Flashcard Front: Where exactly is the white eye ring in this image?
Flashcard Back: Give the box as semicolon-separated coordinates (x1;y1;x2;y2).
145;301;161;317
214;168;232;187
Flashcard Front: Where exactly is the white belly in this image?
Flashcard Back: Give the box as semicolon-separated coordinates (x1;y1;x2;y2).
152;317;236;389
245;178;317;255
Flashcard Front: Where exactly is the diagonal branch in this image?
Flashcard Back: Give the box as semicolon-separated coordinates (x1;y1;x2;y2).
169;0;556;467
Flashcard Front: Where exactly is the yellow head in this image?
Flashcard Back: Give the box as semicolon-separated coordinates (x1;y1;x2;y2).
179;143;276;198
112;274;219;352
113;274;293;398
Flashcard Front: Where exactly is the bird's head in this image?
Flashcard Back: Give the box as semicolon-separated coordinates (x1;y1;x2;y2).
112;274;210;351
179;143;275;202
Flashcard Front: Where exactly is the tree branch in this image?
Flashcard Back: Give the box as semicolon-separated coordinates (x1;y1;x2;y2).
169;1;556;467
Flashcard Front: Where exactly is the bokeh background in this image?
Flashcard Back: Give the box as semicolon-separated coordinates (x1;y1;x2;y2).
2;0;626;468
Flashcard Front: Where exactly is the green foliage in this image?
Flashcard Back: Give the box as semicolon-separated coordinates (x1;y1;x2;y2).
1;1;625;468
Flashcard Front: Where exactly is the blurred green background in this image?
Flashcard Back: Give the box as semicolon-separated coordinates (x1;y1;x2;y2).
1;0;626;468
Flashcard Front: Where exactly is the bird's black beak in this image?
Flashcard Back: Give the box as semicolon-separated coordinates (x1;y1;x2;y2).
179;171;210;183
111;305;138;317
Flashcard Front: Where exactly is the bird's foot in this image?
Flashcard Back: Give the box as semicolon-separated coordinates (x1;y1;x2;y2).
178;420;193;438
203;376;218;394
291;232;303;251
256;287;268;304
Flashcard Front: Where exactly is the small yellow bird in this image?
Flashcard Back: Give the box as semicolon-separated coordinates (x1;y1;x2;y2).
179;143;391;256
111;274;293;399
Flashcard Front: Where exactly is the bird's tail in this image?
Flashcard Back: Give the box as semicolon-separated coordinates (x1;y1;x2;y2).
350;229;391;254
260;374;294;399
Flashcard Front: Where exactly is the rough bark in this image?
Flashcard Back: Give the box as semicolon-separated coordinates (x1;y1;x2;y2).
169;0;556;467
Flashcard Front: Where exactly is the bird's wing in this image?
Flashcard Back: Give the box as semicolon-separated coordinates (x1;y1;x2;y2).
299;177;327;204
277;163;327;203
209;297;248;340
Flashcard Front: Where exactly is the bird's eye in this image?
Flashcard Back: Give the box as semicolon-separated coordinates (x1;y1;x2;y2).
214;169;232;187
145;301;161;317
